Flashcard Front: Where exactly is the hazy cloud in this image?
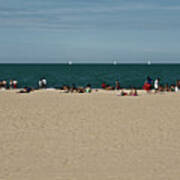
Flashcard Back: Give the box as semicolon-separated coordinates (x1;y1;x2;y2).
0;1;180;31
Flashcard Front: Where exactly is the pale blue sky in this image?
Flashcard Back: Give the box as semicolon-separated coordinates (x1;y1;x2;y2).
0;0;180;63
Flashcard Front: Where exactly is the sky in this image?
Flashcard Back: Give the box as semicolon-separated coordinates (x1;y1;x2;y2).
0;0;180;63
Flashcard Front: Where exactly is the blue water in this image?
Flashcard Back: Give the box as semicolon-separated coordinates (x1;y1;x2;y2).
0;64;179;88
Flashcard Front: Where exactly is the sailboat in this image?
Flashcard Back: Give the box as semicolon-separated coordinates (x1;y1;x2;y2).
113;60;117;65
68;61;72;65
147;60;151;65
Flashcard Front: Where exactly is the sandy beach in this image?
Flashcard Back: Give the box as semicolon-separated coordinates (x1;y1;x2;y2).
0;90;180;180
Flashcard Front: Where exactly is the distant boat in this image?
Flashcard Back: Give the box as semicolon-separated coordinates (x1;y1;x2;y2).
147;60;151;65
113;60;117;65
68;61;72;65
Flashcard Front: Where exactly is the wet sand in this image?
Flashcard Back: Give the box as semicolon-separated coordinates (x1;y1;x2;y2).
0;90;180;180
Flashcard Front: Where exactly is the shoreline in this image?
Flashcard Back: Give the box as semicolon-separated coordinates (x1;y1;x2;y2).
0;88;179;95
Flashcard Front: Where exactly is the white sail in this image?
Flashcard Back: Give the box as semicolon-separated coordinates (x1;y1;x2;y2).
113;60;117;65
147;60;151;65
68;61;72;65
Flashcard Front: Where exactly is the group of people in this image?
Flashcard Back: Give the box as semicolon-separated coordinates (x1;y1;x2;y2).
101;81;138;96
143;76;180;93
0;76;180;95
0;80;18;89
60;84;92;93
19;77;47;93
101;81;121;90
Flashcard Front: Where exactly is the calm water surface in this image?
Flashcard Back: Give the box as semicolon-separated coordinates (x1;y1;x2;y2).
0;64;179;88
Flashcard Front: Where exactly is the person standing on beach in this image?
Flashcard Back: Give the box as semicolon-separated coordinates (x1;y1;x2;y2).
143;76;152;92
38;77;47;89
101;82;107;89
9;80;13;89
42;78;47;88
154;78;160;93
13;80;18;89
115;80;120;90
147;76;153;86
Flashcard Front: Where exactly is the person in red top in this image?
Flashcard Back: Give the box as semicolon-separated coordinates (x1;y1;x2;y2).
101;82;107;89
143;76;152;92
143;82;151;91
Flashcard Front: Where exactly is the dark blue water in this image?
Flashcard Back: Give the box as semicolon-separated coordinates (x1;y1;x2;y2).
0;64;179;88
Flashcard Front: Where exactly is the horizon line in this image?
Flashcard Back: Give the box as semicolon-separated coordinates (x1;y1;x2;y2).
0;62;180;65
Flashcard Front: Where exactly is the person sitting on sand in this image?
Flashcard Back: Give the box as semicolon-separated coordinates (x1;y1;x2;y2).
77;87;85;93
158;85;164;92
129;87;138;96
0;80;7;89
71;84;77;93
61;85;70;93
170;84;175;92
2;80;7;89
85;84;92;93
134;89;138;96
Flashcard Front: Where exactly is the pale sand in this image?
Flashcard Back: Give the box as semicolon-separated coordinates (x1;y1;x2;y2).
0;90;180;180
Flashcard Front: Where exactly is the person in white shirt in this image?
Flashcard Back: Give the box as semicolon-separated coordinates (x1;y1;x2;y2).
154;78;160;93
13;80;18;88
38;79;42;88
42;78;47;88
175;86;178;92
38;77;47;89
175;80;179;92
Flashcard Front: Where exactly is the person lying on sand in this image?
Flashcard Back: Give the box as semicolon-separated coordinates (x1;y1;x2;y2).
117;88;138;96
18;87;33;93
121;90;128;96
61;85;70;93
105;85;115;90
117;89;128;96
